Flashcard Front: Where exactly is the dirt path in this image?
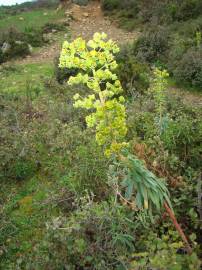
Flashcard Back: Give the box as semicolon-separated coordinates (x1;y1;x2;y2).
15;1;138;65
69;2;139;43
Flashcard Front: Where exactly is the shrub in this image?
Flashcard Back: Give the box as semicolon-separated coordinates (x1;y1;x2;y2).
24;27;44;47
116;45;150;96
42;22;66;34
73;0;90;6
0;49;3;63
4;41;30;60
0;27;30;62
19;202;139;269
174;0;202;21
161;111;202;169
172;47;202;88
101;0;121;11
134;26;170;63
130;229;200;270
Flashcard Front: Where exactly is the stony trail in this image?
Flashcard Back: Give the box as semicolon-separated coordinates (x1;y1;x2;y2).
14;1;138;65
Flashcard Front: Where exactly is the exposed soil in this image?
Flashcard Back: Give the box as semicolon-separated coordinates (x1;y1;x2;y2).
69;1;139;43
15;1;138;65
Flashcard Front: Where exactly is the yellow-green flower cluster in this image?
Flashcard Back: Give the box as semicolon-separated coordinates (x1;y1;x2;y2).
59;32;127;157
150;68;169;117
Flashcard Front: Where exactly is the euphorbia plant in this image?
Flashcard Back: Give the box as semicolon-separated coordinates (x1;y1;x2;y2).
59;32;127;157
59;32;192;253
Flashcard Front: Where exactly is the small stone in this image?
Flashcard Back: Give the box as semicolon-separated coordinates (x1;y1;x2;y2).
15;40;24;45
28;44;33;53
83;12;89;17
1;42;11;53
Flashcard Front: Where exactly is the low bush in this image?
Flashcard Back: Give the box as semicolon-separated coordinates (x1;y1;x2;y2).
101;0;202;25
172;47;202;88
133;26;170;63
42;22;66;34
24;27;44;47
116;45;150;96
10;202;140;269
102;0;139;14
0;27;30;63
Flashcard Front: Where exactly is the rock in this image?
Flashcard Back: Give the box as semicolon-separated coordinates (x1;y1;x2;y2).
28;44;33;53
43;33;53;43
83;12;89;17
15;40;24;45
52;29;57;33
19;17;24;20
43;12;48;16
1;42;11;54
106;20;111;26
65;10;73;16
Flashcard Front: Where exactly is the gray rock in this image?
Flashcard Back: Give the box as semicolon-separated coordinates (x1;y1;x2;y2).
28;44;33;53
15;40;24;45
1;42;11;54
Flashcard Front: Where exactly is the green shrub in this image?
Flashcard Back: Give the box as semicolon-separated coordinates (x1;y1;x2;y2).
134;27;170;63
174;0;202;21
101;0;121;11
116;45;150;96
172;47;202;88
0;27;30;62
0;49;3;63
73;0;90;6
42;22;66;34
161;111;202;169
24;27;44;47
5;41;30;60
131;229;200;270
15;202;139;269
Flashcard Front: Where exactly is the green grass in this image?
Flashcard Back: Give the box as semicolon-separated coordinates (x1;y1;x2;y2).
0;174;62;266
0;62;54;95
0;8;64;32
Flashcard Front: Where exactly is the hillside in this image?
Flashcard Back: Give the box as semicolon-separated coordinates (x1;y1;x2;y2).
0;1;202;269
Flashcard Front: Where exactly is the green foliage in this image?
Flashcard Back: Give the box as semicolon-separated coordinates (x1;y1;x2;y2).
0;27;30;63
24;27;44;47
161;110;202;169
134;26;169;63
149;68;169;133
130;229;201;269
110;154;171;218
19;201;139;269
42;22;66;33
172;47;202;88
59;32;128;156
101;0;202;25
116;45;150;97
